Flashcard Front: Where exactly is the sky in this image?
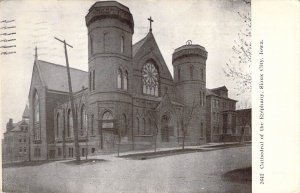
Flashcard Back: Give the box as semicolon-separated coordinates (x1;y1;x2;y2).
0;0;251;136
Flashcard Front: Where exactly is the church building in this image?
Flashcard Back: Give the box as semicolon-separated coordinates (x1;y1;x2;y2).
28;1;239;160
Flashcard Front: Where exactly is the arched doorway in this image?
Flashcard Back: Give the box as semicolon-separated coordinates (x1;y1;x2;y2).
161;115;170;142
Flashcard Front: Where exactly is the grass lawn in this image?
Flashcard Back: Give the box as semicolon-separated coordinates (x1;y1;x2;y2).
223;167;252;184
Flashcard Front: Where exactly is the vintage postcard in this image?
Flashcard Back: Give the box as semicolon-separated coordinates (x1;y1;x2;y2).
0;0;298;193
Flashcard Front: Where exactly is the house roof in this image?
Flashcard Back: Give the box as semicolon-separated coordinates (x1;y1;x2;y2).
206;87;237;102
210;86;228;91
9;120;29;132
36;60;88;93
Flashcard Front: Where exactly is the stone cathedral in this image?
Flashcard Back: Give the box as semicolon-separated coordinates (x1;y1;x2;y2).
28;1;239;160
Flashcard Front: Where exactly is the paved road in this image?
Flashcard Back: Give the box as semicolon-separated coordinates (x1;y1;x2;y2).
2;146;251;193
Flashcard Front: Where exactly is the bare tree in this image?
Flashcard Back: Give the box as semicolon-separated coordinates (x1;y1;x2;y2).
116;120;126;157
223;0;251;95
149;111;159;152
239;118;247;144
178;99;199;150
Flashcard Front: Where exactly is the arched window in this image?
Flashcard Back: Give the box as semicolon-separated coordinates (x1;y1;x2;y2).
34;92;39;123
56;113;60;138
67;109;73;137
90;35;93;55
102;111;113;128
190;65;194;80
93;70;95;90
148;118;152;135
33;91;40;140
136;117;140;135
91;114;94;135
201;68;204;81
142;118;146;135
80;105;87;136
89;71;92;90
123;71;128;90
178;68;181;81
121;36;124;53
117;69;122;89
104;32;109;52
200;91;202;106
142;62;159;96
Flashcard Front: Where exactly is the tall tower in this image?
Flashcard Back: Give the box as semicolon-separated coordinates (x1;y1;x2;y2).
85;1;134;143
172;43;208;144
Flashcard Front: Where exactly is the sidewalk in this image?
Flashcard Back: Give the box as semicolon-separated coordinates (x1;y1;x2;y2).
81;141;251;161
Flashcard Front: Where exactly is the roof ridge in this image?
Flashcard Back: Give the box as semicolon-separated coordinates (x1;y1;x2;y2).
210;85;227;90
133;34;148;46
132;32;153;56
37;60;88;73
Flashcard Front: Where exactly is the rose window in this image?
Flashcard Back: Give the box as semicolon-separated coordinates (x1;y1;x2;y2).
142;62;159;96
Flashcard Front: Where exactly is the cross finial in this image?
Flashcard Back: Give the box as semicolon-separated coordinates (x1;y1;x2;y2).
148;16;154;32
34;46;38;61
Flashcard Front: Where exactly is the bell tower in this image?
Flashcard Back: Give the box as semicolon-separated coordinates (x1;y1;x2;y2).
86;1;134;93
172;41;208;144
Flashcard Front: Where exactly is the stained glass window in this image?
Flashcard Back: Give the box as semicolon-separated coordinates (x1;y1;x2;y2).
142;62;159;96
33;92;40;140
80;105;87;136
56;113;60;138
67;109;73;137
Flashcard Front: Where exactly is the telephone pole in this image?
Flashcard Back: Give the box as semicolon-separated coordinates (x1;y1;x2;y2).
54;37;80;161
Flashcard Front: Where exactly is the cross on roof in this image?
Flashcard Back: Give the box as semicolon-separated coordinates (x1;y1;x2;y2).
148;16;154;32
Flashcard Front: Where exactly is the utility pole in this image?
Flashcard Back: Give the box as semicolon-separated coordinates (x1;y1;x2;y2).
54;37;80;161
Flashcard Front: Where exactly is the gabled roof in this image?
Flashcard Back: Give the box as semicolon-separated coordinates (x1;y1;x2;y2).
210;86;228;91
132;33;149;57
206;88;217;96
132;31;174;81
9;120;29;132
22;105;29;118
36;60;88;93
155;94;183;114
206;87;237;102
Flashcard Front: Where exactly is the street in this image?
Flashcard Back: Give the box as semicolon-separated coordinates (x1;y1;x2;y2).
2;146;251;193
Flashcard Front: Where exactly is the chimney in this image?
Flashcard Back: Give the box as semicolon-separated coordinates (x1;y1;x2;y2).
6;118;13;131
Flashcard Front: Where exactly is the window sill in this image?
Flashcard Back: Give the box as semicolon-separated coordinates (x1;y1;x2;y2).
33;140;42;144
55;138;63;143
135;135;153;137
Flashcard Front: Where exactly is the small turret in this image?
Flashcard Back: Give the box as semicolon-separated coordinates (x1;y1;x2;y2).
172;41;207;106
172;41;208;144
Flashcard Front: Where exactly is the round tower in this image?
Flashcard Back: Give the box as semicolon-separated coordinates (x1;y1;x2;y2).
86;1;134;94
172;42;208;144
85;1;134;145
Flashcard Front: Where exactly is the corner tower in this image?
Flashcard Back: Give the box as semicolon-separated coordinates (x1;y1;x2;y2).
172;43;208;144
86;1;134;93
85;1;134;145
